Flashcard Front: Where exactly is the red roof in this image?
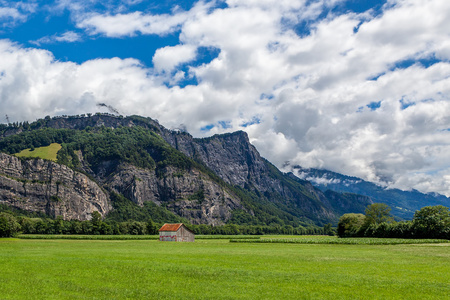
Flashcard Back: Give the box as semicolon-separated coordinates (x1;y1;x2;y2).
159;223;183;232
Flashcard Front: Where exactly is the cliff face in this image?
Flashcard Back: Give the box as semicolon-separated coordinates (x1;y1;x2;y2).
101;163;243;225
0;153;110;220
0;152;243;224
161;130;338;223
161;131;262;188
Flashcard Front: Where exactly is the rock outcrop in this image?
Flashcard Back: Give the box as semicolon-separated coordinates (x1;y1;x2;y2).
103;164;242;225
0;153;110;220
0;152;243;224
160;130;338;223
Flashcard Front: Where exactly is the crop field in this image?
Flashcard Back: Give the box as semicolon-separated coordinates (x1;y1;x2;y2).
14;143;62;162
0;237;449;299
233;236;450;245
17;234;261;240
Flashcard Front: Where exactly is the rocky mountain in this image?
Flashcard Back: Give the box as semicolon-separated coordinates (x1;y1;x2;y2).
0;152;110;221
0;114;379;225
292;166;450;219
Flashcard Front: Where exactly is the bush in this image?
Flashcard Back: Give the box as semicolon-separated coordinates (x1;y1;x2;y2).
412;205;450;239
0;212;21;237
337;213;365;237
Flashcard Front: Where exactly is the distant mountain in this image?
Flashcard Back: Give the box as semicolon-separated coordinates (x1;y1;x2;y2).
0;114;377;226
292;166;450;220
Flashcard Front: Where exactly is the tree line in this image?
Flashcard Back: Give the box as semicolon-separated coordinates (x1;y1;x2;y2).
0;209;333;238
338;204;450;239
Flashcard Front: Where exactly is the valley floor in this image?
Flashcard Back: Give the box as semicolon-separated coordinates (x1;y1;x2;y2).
0;237;449;299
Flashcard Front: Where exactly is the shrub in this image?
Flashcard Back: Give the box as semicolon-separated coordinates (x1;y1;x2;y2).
0;212;21;237
337;213;365;237
412;205;450;239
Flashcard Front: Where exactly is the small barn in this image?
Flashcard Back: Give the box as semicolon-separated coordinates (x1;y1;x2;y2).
159;223;195;242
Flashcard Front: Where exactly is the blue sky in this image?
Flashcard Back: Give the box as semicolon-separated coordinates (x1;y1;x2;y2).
1;0;450;196
2;1;194;66
2;0;385;66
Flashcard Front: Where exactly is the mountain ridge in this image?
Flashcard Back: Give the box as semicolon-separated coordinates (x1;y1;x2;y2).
1;114;446;225
292;166;450;219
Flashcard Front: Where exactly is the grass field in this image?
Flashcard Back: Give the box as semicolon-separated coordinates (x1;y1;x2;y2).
1;237;449;299
14;143;62;162
238;236;450;245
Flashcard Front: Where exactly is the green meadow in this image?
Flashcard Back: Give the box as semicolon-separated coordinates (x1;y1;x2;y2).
14;143;62;162
0;237;449;299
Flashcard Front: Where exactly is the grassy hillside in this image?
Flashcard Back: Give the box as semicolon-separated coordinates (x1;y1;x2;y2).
0;238;448;299
14;143;61;161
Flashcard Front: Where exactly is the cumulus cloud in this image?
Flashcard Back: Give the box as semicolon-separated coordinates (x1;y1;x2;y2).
1;0;450;197
0;40;148;119
152;44;197;73
0;39;244;135
76;1;214;37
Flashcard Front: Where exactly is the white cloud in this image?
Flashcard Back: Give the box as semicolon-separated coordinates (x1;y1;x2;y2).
55;31;82;42
0;39;149;119
294;170;344;186
76;1;214;37
0;7;22;19
152;44;197;73
0;1;33;28
31;31;82;46
2;0;450;197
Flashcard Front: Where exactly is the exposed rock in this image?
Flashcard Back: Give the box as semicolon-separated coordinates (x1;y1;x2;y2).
0;153;110;220
160;130;339;223
104;164;243;225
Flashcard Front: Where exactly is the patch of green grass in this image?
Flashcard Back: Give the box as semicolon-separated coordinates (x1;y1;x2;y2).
196;235;261;240
18;234;159;240
0;237;449;299
17;234;261;240
14;143;62;162
231;236;450;245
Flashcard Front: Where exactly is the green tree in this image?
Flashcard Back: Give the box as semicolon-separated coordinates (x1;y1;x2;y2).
364;203;393;226
18;217;36;234
337;213;365;237
35;219;48;234
53;216;65;234
100;222;112;235
412;205;450;238
70;221;83;234
81;220;93;234
323;223;335;236
128;221;146;235
0;212;21;237
90;211;103;235
146;219;158;235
